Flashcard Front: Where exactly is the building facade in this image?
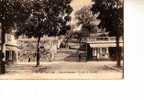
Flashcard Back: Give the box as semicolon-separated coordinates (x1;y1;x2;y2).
86;36;124;60
0;33;18;64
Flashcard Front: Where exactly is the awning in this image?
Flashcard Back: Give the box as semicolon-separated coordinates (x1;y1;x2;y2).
90;43;124;48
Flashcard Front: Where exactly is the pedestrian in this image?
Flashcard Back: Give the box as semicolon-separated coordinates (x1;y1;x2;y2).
28;57;31;62
78;53;81;62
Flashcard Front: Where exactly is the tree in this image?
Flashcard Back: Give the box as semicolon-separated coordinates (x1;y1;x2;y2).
75;6;101;61
16;0;73;67
91;0;123;67
0;0;29;73
75;6;101;36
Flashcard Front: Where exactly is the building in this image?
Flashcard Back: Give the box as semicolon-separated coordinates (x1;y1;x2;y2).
67;30;124;61
0;29;18;64
85;35;124;60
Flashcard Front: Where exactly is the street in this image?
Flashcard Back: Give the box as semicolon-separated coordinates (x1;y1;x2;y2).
0;61;123;80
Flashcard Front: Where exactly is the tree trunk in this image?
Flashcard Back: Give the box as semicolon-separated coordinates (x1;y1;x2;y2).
36;36;41;67
0;23;6;74
116;32;121;68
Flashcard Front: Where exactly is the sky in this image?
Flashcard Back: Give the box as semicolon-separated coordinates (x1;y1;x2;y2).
71;0;91;11
70;0;92;24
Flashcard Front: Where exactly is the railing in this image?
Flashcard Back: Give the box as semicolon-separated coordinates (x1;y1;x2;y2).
85;37;123;43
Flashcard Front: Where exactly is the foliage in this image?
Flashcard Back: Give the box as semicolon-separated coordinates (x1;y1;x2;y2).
16;0;73;37
91;0;123;36
75;6;101;33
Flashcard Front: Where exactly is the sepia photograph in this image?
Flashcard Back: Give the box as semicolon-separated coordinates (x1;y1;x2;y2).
0;0;124;80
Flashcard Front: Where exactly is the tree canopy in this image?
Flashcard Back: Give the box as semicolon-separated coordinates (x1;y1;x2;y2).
0;0;31;32
91;0;123;36
16;0;73;38
75;6;101;34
